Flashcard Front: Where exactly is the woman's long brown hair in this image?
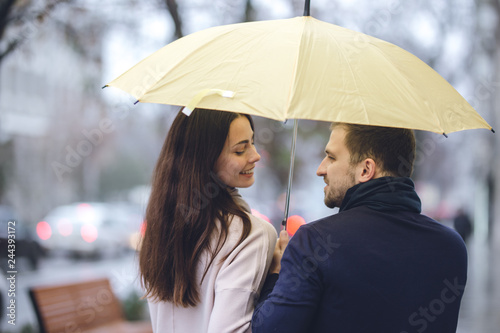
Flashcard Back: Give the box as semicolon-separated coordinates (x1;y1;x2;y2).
139;108;253;307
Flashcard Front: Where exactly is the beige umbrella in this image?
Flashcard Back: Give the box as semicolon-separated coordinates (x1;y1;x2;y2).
105;0;494;226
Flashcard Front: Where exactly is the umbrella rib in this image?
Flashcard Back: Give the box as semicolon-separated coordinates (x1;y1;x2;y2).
284;18;308;117
132;26;242;101
368;43;446;133
152;32;236;92
327;30;370;124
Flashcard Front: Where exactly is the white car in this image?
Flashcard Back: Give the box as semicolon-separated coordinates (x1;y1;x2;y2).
36;202;145;258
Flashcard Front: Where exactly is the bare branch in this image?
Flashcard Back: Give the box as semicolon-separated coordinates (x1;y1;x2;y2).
165;0;183;39
244;0;256;22
0;36;19;62
0;0;73;63
0;0;17;39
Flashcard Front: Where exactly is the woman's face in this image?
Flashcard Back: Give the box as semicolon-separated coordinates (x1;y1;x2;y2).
214;116;261;188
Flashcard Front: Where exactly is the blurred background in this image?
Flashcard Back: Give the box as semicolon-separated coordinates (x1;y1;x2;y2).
0;0;499;332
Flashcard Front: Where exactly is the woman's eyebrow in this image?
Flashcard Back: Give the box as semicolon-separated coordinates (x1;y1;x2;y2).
232;139;249;148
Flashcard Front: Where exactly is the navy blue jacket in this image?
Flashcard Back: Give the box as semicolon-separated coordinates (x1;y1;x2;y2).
252;177;467;333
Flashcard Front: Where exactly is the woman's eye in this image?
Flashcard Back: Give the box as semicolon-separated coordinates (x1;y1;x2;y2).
235;151;245;155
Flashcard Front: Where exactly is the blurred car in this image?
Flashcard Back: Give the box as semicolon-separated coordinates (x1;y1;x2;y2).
36;202;145;258
0;205;43;270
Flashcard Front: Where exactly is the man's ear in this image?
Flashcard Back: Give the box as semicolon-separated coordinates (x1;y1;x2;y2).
357;158;377;183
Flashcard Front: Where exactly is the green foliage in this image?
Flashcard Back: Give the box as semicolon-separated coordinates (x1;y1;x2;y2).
121;289;149;321
20;323;36;333
1;323;37;333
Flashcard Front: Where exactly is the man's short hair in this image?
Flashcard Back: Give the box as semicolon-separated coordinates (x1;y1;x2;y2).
331;122;416;177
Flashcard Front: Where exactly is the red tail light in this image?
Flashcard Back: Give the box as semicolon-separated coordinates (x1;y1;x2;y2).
81;224;98;243
37;221;52;240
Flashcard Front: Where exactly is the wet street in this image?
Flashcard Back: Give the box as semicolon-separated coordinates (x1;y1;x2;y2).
456;237;500;333
1;235;500;332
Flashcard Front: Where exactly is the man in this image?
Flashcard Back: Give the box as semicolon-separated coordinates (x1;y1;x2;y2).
453;208;473;243
252;123;467;333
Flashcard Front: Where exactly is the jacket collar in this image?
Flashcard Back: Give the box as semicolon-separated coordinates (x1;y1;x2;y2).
339;177;421;213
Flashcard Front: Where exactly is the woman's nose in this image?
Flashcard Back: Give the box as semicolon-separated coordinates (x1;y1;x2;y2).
249;146;261;163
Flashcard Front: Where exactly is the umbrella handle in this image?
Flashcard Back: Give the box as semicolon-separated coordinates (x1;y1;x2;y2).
282;119;299;230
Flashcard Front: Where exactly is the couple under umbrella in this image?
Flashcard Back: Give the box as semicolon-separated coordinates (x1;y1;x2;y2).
106;1;492;331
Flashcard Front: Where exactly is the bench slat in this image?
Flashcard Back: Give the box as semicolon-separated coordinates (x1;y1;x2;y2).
29;278;152;333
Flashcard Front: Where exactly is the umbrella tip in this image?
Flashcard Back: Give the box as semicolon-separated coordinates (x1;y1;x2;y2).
134;100;139;105
303;0;311;16
442;133;448;138
101;85;108;89
492;128;496;134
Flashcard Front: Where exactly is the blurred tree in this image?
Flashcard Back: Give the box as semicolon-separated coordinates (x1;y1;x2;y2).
476;0;500;242
0;1;117;220
164;0;183;38
0;0;72;63
244;0;256;22
0;0;21;62
0;0;74;206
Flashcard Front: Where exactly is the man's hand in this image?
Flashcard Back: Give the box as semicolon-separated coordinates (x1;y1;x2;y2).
269;230;290;274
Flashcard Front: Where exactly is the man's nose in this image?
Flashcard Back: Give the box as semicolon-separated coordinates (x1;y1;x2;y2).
316;158;326;177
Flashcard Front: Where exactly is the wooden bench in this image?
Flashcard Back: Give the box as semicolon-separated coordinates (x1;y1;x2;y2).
29;277;153;333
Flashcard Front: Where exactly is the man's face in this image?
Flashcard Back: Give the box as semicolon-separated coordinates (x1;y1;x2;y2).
316;126;359;208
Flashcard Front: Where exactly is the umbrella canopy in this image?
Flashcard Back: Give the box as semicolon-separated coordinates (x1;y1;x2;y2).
105;9;494;228
106;16;492;135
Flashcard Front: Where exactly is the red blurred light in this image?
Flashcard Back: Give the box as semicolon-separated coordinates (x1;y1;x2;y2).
37;221;52;240
140;221;147;236
81;224;98;243
251;209;271;223
77;203;92;210
76;203;95;220
286;215;306;237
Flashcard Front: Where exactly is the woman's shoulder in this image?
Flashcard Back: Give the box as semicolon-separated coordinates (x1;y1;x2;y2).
240;213;277;236
250;213;278;240
227;213;277;244
220;213;277;269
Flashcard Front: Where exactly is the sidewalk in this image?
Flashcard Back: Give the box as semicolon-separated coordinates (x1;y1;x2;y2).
456;237;500;332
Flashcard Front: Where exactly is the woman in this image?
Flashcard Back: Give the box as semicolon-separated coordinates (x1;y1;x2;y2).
139;108;277;333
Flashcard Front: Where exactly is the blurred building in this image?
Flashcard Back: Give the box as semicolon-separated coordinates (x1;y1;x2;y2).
0;5;109;224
